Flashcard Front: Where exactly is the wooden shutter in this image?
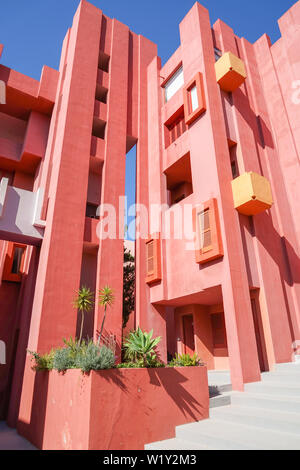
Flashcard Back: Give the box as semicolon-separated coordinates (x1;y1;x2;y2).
193;198;223;264
145;235;162;285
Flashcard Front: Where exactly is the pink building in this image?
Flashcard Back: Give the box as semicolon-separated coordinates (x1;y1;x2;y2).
0;0;299;443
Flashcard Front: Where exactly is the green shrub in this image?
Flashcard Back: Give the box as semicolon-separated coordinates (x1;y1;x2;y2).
123;327;161;367
168;353;203;367
76;343;115;372
53;347;77;371
28;350;54;371
29;337;115;373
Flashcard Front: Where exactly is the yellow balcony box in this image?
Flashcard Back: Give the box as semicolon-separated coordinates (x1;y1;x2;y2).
231;172;273;216
215;52;247;92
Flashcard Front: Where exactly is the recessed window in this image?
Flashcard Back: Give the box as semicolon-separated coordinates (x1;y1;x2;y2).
86;203;99;219
183;72;206;125
164;152;193;207
214;47;222;62
98;52;110;73
11;246;25;274
190;85;199;112
164;109;186;148
164;66;184;103
2;242;26;282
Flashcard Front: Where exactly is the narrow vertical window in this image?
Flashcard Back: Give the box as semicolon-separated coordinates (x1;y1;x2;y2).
193;199;223;264
183;72;206;125
145;235;162;284
164;66;184;103
2;242;27;282
198;209;212;252
146;240;154;275
190;85;199;112
11;246;25;274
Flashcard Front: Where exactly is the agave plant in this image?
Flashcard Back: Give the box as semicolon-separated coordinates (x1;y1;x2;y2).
97;285;114;346
73;286;94;344
123;327;161;367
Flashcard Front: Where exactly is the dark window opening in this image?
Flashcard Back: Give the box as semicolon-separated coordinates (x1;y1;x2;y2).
98;52;110;73
95;85;108;104
86;203;99;219
11;247;25;275
214;47;222;62
92;118;106;140
165;152;193;206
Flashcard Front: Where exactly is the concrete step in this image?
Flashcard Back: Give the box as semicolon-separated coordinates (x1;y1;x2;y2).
261;371;300;384
175;418;300;450
274;362;300;372
209;392;231;408
230;391;300;413
245;381;300;398
145;438;211;450
209;405;300;435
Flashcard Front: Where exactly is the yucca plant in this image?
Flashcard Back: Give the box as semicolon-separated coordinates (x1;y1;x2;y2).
73;286;94;344
168;352;203;367
123;327;161;367
97;285;114;346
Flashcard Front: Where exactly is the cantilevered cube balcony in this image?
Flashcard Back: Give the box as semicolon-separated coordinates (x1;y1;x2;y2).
215;52;247;92
231;172;273;216
0;177;45;244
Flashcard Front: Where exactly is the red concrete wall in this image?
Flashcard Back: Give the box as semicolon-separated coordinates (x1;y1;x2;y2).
18;367;209;450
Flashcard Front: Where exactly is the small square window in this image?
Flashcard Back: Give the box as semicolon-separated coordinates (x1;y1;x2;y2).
183;72;206;126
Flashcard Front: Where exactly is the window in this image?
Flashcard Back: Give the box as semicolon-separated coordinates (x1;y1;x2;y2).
164;108;186;148
190;85;199;112
193;198;223;264
164;152;193;206
98;52;110;72
86;203;99;219
211;313;227;348
164;66;184;103
2;242;26;282
214;47;222;62
146;235;161;284
11;247;25;274
198;209;212;252
183;72;206;126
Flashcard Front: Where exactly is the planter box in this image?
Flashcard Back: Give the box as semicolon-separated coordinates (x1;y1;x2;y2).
18;364;209;450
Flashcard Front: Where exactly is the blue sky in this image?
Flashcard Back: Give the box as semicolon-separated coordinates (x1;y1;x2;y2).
0;0;296;239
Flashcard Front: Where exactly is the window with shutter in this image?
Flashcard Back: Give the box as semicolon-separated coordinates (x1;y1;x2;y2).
193;198;223;264
146;235;162;284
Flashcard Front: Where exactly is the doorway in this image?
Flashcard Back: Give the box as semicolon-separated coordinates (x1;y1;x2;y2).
182;314;195;355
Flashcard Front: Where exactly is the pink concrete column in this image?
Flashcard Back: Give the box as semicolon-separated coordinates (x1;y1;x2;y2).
93;19;129;351
180;3;261;390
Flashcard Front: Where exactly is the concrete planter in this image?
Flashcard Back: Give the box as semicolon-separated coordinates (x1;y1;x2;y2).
17;365;209;450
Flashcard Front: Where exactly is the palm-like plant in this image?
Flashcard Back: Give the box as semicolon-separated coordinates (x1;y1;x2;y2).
73;286;94;344
97;285;114;346
123;327;161;367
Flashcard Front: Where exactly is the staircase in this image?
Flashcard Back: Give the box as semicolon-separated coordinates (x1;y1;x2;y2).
145;360;300;450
